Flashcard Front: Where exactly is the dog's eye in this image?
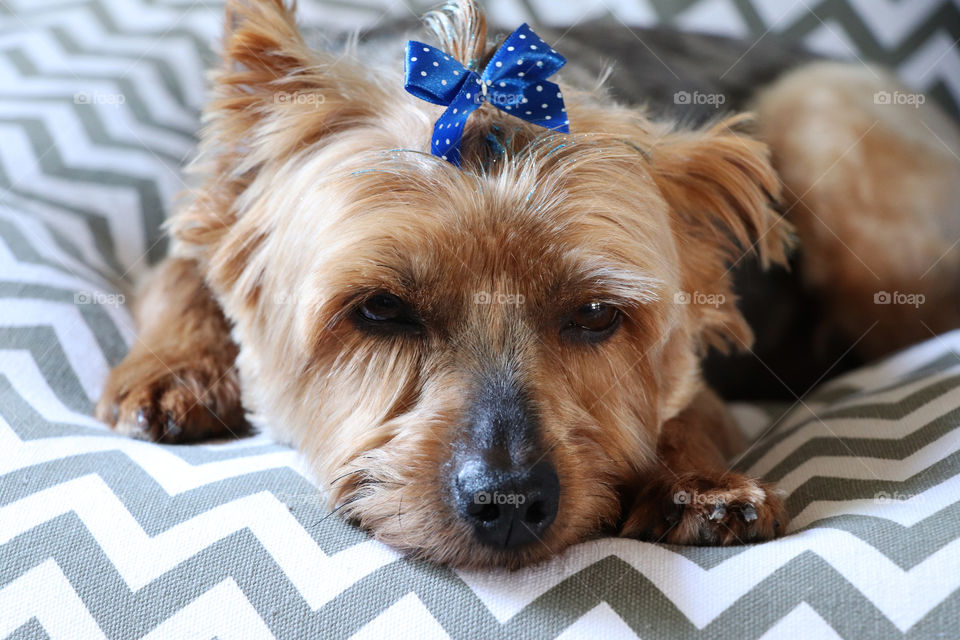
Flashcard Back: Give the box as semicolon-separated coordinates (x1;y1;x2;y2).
566;302;621;339
358;293;408;321
355;293;420;333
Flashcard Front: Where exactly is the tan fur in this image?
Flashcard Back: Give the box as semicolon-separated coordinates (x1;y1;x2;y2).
96;0;958;567
754;62;960;359
96;258;247;442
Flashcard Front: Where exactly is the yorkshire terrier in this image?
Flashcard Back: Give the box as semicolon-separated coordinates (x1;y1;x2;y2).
96;0;960;567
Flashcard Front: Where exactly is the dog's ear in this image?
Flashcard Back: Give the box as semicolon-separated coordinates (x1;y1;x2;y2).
645;115;793;352
175;0;384;250
211;0;383;161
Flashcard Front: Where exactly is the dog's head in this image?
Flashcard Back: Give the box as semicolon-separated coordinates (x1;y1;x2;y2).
172;0;790;567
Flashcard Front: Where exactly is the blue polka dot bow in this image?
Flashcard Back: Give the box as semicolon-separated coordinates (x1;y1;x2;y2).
404;23;569;166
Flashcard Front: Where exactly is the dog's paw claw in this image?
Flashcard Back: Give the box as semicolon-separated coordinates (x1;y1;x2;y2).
96;362;247;444
163;412;183;440
622;472;788;546
135;408;151;433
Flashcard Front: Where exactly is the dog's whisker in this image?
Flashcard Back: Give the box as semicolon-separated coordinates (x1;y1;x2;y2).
329;469;364;487
318;495;363;525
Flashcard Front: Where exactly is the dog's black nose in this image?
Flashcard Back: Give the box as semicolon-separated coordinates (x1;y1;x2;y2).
454;458;560;549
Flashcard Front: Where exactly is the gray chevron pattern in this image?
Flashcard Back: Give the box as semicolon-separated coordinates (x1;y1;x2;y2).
2;1;960;638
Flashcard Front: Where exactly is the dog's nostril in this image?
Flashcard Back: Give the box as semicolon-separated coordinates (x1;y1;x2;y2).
523;499;547;525
469;503;500;523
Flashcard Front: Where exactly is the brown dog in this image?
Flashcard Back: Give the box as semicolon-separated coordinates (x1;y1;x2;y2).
96;0;960;568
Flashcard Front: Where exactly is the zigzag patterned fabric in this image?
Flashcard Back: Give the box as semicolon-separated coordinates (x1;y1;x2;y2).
1;1;959;638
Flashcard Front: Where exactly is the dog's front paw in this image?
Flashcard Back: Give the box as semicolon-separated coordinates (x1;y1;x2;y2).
621;472;787;545
96;353;246;443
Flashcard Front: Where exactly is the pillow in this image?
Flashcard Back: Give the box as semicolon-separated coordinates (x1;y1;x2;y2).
2;1;958;638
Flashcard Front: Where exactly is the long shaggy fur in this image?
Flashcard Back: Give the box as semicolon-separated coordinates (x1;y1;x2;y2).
96;0;959;567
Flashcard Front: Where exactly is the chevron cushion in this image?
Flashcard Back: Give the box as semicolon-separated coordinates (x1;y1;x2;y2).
2;1;960;638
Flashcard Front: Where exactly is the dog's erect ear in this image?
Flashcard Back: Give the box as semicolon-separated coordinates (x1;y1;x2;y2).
175;0;384;251
646;115;793;352
212;0;383;160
